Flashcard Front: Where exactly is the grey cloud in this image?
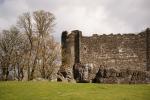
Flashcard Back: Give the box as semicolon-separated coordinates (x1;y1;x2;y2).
102;0;150;32
0;0;29;28
0;0;150;41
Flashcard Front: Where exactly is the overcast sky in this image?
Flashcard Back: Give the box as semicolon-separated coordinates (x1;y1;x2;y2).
0;0;150;41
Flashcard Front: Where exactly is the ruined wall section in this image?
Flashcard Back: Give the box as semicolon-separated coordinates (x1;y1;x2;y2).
61;30;81;69
146;28;150;71
61;31;74;68
80;32;147;70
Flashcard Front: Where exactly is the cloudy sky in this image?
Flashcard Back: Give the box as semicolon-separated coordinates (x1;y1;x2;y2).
0;0;150;41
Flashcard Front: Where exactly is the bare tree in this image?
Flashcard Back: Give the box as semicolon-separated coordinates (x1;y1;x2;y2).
17;12;33;80
17;10;58;80
0;10;59;81
0;26;27;80
32;10;56;79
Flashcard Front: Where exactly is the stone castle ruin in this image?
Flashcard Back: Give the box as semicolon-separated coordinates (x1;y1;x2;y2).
59;28;150;83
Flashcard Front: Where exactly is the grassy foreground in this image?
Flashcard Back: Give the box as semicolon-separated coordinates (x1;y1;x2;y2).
0;82;150;100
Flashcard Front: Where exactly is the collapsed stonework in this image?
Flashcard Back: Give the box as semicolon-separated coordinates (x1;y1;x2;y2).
73;63;150;83
59;28;150;83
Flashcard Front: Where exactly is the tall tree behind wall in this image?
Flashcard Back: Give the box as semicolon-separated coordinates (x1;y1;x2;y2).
17;10;59;80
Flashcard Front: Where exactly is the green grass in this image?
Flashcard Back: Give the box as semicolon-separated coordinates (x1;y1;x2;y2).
0;82;150;100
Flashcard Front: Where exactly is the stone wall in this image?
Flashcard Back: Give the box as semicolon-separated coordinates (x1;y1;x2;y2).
61;31;74;68
146;28;150;70
80;32;147;71
61;30;81;69
61;28;150;71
